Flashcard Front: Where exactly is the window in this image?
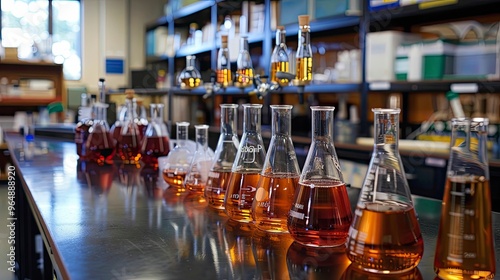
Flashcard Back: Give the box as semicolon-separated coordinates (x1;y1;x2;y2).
1;0;81;80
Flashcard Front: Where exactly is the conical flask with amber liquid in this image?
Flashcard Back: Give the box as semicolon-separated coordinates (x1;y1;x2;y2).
288;106;352;247
434;118;495;279
205;104;239;209
346;108;423;274
252;105;300;233
224;104;266;223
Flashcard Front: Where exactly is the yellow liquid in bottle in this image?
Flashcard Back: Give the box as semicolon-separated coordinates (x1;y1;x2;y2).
180;77;201;89
271;61;290;87
216;69;232;87
235;68;254;88
295;57;312;85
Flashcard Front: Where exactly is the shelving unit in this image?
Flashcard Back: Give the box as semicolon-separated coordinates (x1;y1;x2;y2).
144;0;500;138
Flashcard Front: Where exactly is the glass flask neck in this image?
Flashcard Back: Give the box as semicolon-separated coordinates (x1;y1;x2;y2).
220;104;238;136
298;27;310;48
373;108;400;150
311;106;335;141
275;28;286;47
217;46;230;69
271;105;292;136
194;125;209;150
243;104;262;133
186;55;196;69
150;104;164;122
449;117;489;178
176;122;190;146
237;36;252;69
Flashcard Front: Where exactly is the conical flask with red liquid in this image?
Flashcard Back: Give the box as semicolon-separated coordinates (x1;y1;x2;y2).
252;105;300;233
434;117;495;279
116;97;143;165
224;104;266;224
287;106;352;247
346;108;423;274
205;104;239;210
141;103;171;169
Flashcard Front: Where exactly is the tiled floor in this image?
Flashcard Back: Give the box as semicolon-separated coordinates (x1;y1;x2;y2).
0;186;17;280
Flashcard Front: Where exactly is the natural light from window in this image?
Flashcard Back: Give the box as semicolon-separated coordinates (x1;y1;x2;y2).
1;0;81;80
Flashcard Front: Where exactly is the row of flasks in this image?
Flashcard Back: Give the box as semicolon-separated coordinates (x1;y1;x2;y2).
75;89;171;167
75;99;496;278
161;104;496;279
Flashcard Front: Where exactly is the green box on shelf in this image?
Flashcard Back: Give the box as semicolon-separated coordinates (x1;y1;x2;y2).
279;0;308;26
314;0;348;19
422;39;455;80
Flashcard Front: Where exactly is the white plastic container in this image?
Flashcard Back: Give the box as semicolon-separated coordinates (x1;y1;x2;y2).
366;31;421;81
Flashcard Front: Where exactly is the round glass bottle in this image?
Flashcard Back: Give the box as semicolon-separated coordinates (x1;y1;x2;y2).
162;122;192;191
184;124;213;193
178;55;202;89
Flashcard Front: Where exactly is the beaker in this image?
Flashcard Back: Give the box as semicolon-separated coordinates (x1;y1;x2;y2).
162;122;192;191
252;105;300;233
205;104;239;209
141;104;171;169
434;117;495;279
287;106;352;247
346;108;423;274
224;104;266;223
184;124;213;193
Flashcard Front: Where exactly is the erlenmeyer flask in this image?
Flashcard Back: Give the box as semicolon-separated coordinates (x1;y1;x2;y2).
224;104;266;223
162;122;192;191
141;104;171;169
86;102;115;165
346;108;423;274
184;125;213;193
205;104;239;209
434;117;495;279
288;106;352;247
116;97;143;165
252;105;300;233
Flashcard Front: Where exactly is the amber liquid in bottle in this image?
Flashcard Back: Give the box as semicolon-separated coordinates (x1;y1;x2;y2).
434;176;495;279
288;180;353;247
184;173;206;193
235;68;254;88
347;202;423;273
225;172;260;222
116;134;142;164
180;77;201;89
271;61;290;87
162;169;187;189
253;175;299;232
141;136;170;167
205;171;232;209
216;69;232;88
295;57;312;85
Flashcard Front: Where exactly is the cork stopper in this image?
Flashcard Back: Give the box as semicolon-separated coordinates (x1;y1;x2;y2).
277;26;285;31
298;15;310;27
221;35;228;44
125;89;135;99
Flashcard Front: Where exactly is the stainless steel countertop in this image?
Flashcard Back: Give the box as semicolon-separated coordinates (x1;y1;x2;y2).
6;133;500;280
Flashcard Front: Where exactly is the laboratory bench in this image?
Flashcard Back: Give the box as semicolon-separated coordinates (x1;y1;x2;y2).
4;132;500;279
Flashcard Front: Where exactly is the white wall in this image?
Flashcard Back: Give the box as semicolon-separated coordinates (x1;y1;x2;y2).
66;0;165;93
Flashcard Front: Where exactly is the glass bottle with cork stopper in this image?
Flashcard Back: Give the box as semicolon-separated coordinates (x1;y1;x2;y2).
294;15;313;86
271;26;290;87
217;34;232;88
